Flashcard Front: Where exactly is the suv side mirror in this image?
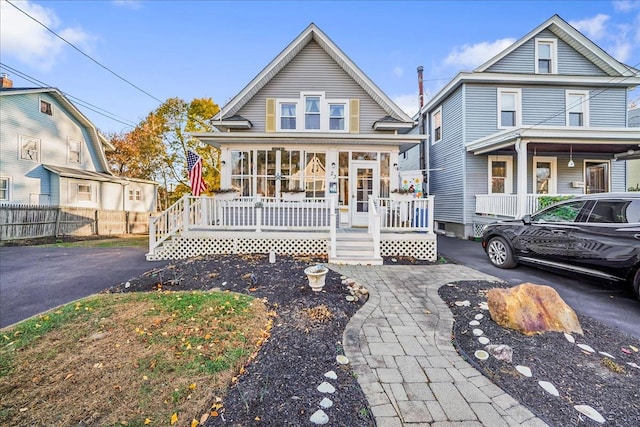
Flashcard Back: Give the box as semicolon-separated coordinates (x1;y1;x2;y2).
522;214;532;225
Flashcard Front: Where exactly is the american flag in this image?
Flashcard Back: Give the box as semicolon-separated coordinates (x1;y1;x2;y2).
187;149;206;196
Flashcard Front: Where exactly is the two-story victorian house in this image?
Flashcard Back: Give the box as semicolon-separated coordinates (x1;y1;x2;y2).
408;14;640;239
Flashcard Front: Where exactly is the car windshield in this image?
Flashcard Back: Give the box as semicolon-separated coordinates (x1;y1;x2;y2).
532;200;586;223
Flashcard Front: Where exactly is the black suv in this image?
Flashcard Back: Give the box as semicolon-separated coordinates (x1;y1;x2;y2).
481;193;640;299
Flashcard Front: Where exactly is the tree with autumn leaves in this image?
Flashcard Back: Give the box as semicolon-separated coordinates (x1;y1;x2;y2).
106;97;220;210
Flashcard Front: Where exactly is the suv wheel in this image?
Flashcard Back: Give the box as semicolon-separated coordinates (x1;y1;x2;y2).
486;236;517;269
633;269;640;300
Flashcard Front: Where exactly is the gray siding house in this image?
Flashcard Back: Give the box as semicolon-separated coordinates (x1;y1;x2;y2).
147;23;434;263
405;14;640;239
0;77;157;212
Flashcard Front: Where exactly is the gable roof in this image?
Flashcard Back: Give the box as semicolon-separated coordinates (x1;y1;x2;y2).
213;23;413;124
1;87;114;173
475;14;638;76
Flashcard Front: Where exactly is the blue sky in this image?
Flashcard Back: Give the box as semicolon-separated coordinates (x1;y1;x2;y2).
2;0;639;134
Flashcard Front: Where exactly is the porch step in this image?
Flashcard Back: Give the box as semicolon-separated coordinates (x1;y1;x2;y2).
329;232;383;266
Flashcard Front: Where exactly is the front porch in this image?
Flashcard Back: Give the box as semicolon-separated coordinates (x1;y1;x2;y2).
146;195;436;264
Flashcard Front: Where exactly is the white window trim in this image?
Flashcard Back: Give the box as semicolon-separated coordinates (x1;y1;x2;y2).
19;135;40;162
497;88;522;129
39;98;53;116
275;92;349;133
488;155;513;194
431;106;442;144
533;156;557;194
0;176;11;201
535;37;558;74
68;138;82;164
565;90;590;127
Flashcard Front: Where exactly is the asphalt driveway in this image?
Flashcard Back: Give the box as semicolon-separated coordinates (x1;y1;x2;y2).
0;246;168;328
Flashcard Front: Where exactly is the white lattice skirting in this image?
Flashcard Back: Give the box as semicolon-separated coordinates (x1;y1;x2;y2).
147;233;437;262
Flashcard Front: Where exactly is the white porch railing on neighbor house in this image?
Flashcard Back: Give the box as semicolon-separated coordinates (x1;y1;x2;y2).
149;194;436;256
475;194;575;218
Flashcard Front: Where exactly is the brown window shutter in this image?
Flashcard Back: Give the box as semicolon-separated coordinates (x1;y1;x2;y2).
349;99;360;133
265;98;276;133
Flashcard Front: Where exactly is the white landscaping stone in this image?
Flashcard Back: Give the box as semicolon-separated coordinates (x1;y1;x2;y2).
574;405;605;424
474;313;484;320
627;362;640;369
324;371;337;380
474;350;489;360
346;295;356;302
310;409;329;425
336;355;349;365
479;301;489;310
538;381;559;396
564;333;575;343
317;382;336;394
472;328;483;336
455;300;471;307
598;351;615;359
577;344;595;353
516;365;532;377
469;320;480;326
478;336;490;345
319;397;333;409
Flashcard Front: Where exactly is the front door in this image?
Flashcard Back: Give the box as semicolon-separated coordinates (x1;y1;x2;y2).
350;161;379;227
585;161;609;194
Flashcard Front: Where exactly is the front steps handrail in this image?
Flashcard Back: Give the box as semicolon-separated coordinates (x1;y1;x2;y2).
148;195;189;256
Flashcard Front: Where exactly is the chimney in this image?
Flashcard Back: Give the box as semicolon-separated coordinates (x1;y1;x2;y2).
0;73;13;88
417;66;424;109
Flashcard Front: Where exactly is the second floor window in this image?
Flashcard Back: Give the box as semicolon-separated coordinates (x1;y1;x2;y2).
69;139;81;163
432;108;442;143
498;88;521;128
329;104;345;130
20;136;40;161
305;96;321;130
566;90;589;126
280;103;296;129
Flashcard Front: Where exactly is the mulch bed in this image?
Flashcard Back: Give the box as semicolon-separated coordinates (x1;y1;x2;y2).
439;281;640;427
105;254;378;426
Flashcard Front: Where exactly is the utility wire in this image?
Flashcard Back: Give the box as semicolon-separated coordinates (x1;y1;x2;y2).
6;0;164;105
0;63;137;129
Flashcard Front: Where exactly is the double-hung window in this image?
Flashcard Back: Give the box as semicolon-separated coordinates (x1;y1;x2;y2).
488;156;513;194
305;96;321;130
280;103;296;129
566;90;589;126
535;38;557;74
497;88;521;128
432;107;442;143
0;177;10;201
69;139;82;163
77;184;92;201
20;136;40;161
329;104;345;130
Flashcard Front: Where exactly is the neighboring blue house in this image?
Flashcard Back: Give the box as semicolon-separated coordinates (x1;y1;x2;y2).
0;76;157;212
403;14;640;239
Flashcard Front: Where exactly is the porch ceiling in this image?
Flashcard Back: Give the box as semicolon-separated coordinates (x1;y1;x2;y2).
466;126;640;155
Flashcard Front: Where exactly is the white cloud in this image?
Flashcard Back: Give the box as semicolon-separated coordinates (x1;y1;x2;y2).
112;0;143;10
569;14;610;40
443;38;515;69
393;66;404;78
613;0;640;12
393;93;421;118
0;0;95;71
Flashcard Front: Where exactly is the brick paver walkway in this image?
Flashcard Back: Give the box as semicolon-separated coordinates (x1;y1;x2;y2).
330;264;549;427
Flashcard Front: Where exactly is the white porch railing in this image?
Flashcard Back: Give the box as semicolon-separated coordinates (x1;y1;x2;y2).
373;196;435;233
475;194;576;218
367;198;381;259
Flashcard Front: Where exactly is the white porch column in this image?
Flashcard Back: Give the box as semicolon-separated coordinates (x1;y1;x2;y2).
515;138;528;218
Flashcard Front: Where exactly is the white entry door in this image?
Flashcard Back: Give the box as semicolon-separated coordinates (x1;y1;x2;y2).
350;161;379;227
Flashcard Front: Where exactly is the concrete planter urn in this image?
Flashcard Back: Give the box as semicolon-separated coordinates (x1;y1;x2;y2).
304;264;329;292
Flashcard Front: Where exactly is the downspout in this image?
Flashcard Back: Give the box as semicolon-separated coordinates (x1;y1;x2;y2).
417;66;427;195
515;136;528;218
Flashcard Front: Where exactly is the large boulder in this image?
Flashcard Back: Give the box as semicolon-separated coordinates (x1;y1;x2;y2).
487;283;583;336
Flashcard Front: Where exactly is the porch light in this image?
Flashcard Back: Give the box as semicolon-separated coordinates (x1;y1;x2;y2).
393;163;398;169
568;145;575;168
331;162;336;170
221;160;226;166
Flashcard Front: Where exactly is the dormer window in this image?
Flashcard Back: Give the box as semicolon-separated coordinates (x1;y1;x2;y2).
535;38;557;74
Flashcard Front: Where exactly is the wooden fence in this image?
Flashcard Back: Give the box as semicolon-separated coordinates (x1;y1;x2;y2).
0;204;152;241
